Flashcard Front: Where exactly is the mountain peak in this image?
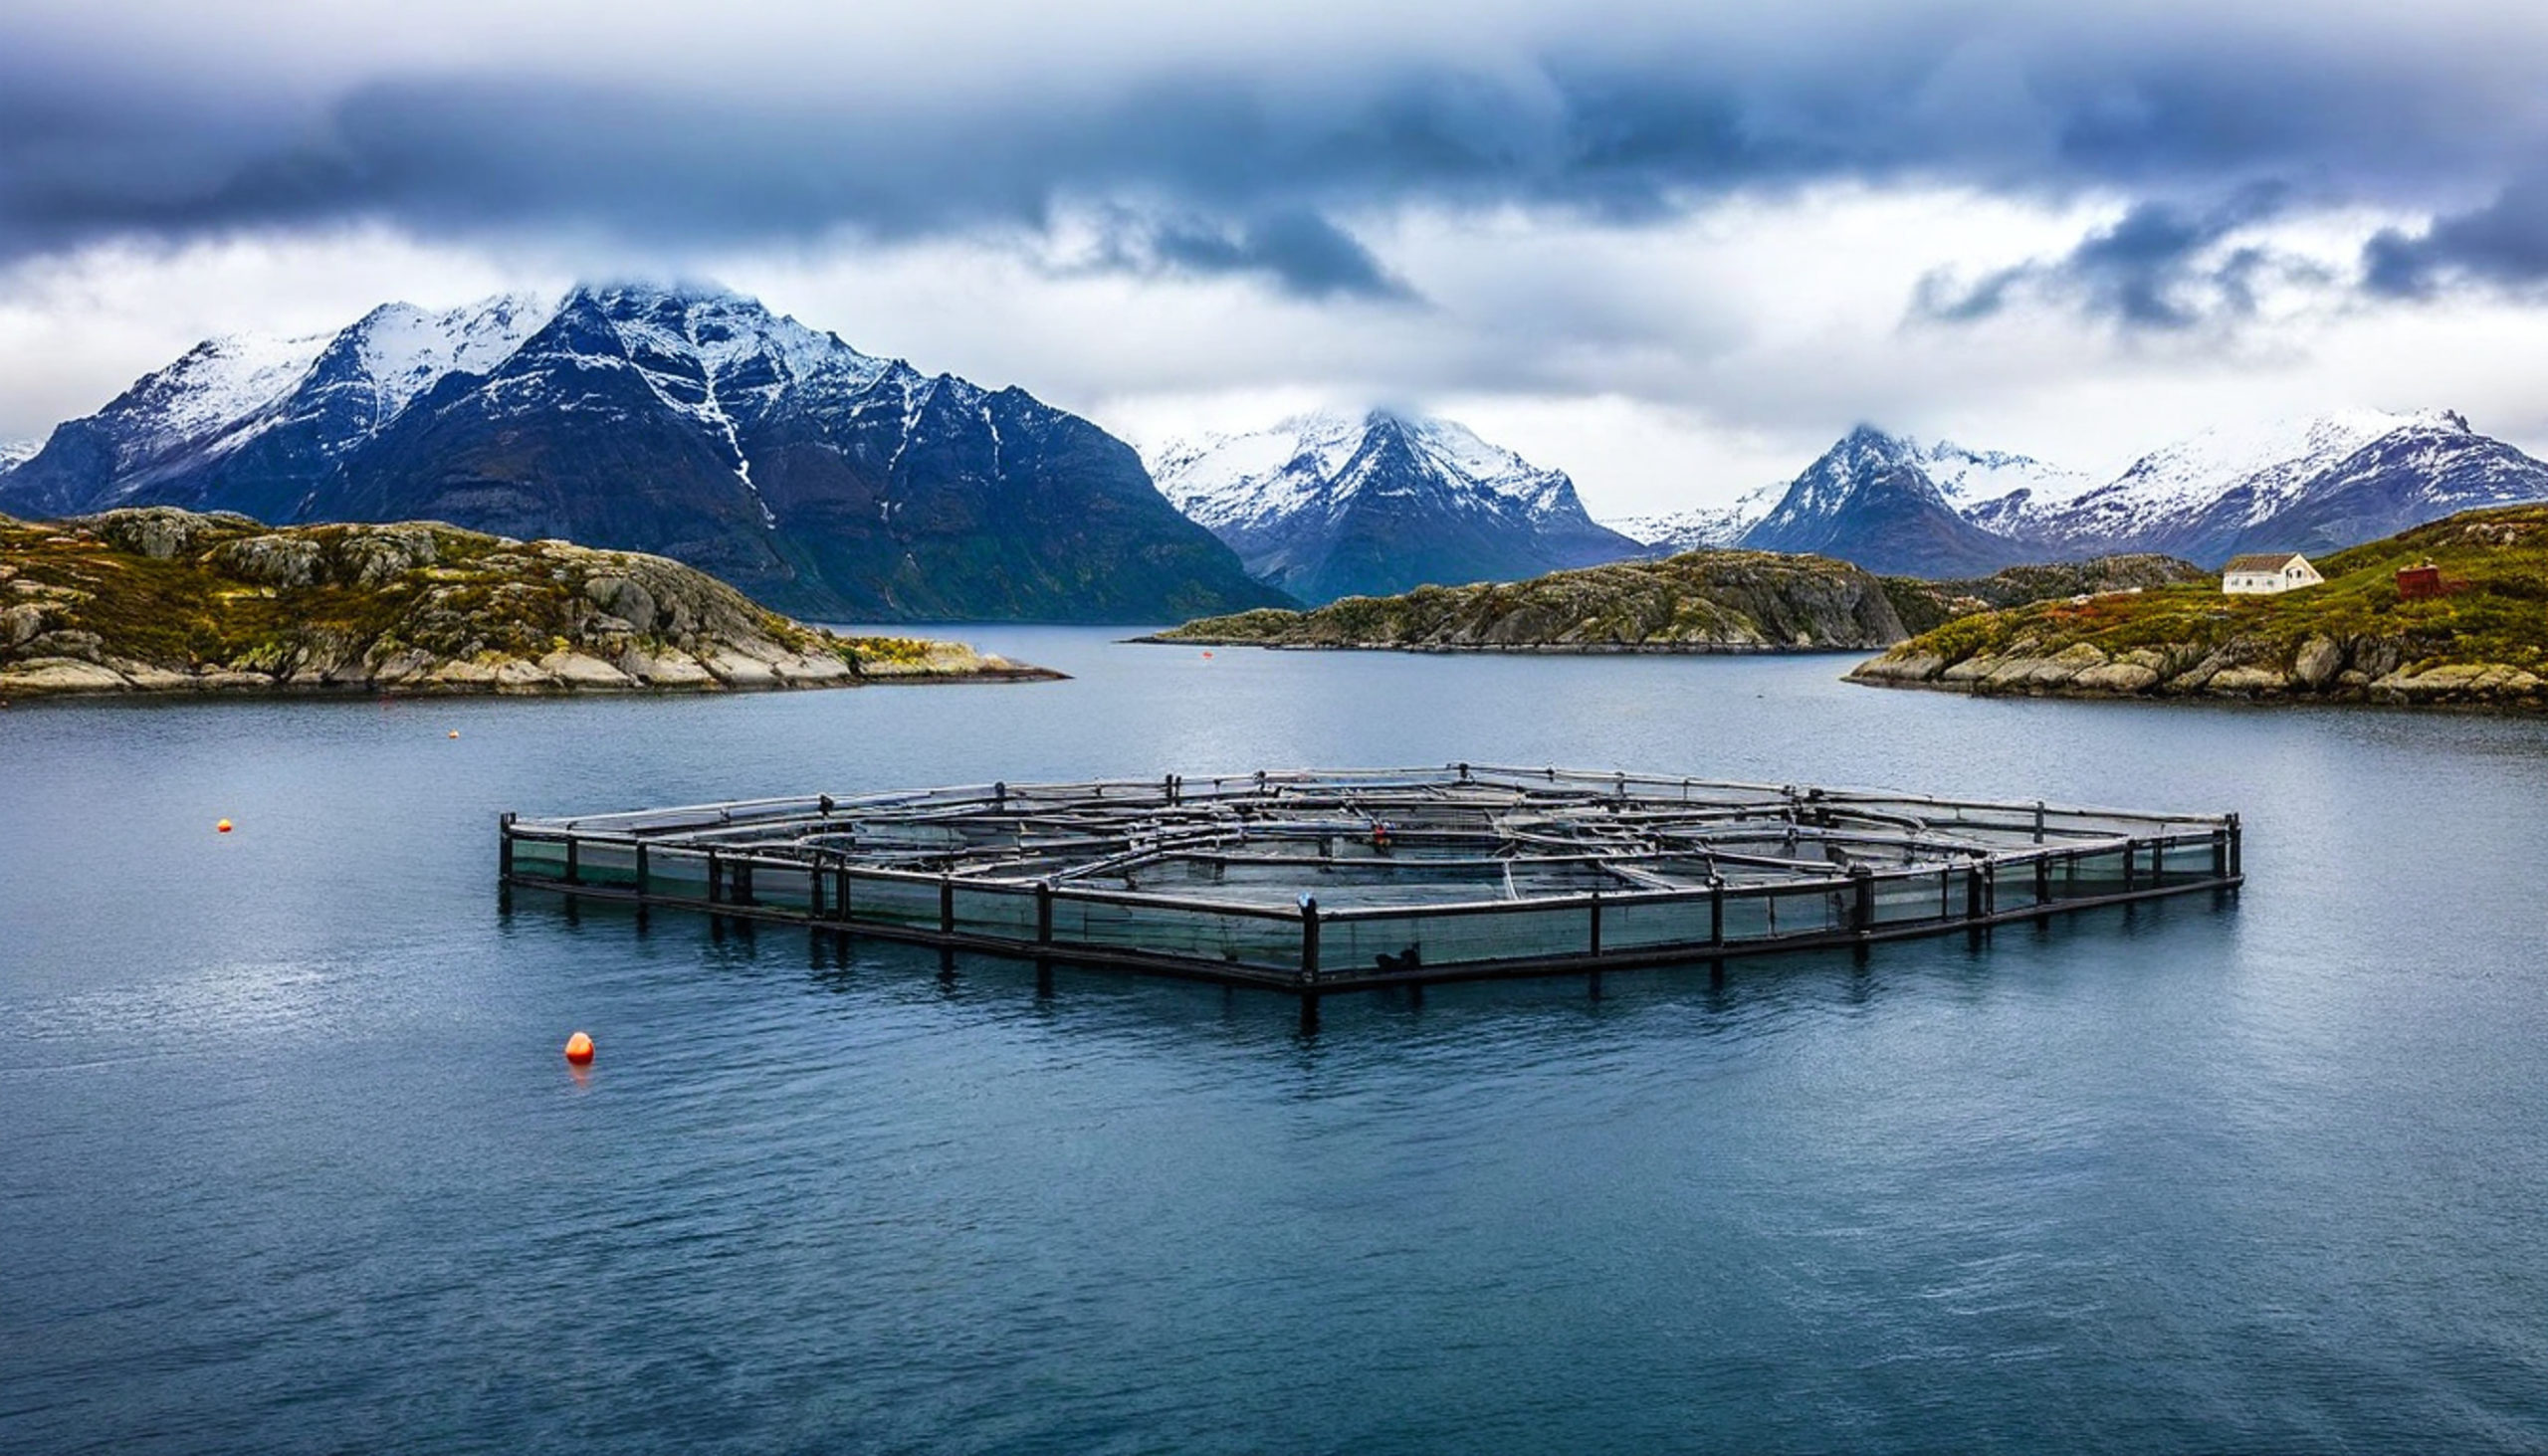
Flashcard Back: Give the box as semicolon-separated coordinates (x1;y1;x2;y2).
1151;408;1638;602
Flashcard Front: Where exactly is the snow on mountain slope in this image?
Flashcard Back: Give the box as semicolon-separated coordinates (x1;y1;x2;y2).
2033;411;2436;550
1150;409;1641;602
1399;415;1584;520
344;294;557;425
1737;426;2033;576
1605;482;1782;553
107;330;336;468
0;440;35;474
1916;439;2097;521
1158;412;1418;529
0;283;1284;621
549;286;903;527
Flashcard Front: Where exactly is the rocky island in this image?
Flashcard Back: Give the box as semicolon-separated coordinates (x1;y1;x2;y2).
1848;507;2548;709
0;508;1057;700
1147;549;2204;654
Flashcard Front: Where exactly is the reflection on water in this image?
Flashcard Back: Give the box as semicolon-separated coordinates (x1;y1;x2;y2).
3;632;2546;1453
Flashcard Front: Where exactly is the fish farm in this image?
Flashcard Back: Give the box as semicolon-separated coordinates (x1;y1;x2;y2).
498;764;2241;996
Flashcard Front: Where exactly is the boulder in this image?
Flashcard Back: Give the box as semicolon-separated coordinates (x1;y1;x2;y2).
1;602;47;647
581;575;659;634
492;659;552;693
534;650;637;690
425;659;501;689
334;526;439;588
702;649;781;688
209;534;324;588
773;651;856;685
87;507;242;560
1941;655;2003;685
1852;653;1944;683
623;649;715;688
2204;666;2291;696
0;657;130;694
2292;635;2343;689
2072;662;2163;694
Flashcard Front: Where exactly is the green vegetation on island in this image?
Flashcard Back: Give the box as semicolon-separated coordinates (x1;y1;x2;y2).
1879;555;2213;635
0;508;1058;700
1848;507;2548;708
1146;548;2207;654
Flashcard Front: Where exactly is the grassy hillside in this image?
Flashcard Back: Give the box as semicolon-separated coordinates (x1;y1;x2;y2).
1880;554;2212;635
1850;506;2548;707
0;508;1055;699
1148;549;1908;651
1147;548;2207;654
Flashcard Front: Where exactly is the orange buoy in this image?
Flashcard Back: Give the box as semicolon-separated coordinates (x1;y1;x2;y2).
1201;650;1214;659
448;729;461;739
563;1031;595;1065
216;819;233;834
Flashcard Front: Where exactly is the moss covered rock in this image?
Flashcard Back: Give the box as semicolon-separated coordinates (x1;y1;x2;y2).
1846;506;2548;713
0;507;1059;700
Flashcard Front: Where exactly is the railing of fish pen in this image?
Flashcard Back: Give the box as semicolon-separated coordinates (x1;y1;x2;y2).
498;803;2238;993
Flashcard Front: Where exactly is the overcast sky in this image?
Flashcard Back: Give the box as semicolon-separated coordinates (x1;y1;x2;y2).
8;0;2548;514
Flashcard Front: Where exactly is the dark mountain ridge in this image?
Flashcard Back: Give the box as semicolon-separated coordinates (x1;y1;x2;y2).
0;286;1287;622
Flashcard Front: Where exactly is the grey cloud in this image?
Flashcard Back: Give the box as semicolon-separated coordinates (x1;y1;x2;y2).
1914;187;2301;329
8;4;2548;306
2363;175;2548;298
1142;212;1416;301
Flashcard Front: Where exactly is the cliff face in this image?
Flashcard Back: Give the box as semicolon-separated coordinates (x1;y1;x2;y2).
0;507;1055;699
1848;507;2548;710
1150;550;1910;651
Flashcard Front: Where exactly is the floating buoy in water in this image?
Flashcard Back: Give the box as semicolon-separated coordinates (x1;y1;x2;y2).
563;1031;594;1065
216;819;233;834
448;729;461;739
1201;651;1213;659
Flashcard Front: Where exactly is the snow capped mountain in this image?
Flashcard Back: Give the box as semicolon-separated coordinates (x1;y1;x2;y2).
2024;411;2428;555
2257;411;2548;556
1159;410;1591;533
0;295;556;521
0;440;36;475
1912;439;2098;535
1738;425;2033;576
1152;409;1641;603
1605;482;1783;554
1703;412;2548;577
340;294;559;426
0;284;1283;621
2017;409;2548;563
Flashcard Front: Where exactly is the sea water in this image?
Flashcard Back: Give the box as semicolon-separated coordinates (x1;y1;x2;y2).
4;630;2545;1452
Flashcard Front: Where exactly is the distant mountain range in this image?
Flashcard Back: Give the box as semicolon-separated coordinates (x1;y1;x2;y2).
1149;410;1642;603
0;286;1286;622
1601;410;2548;578
8;292;2542;608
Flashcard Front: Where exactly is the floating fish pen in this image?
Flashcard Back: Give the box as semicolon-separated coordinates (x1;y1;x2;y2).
499;765;2240;995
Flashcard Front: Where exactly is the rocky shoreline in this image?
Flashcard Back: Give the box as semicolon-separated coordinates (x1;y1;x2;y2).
1848;634;2545;708
1844;508;2548;712
0;508;1059;701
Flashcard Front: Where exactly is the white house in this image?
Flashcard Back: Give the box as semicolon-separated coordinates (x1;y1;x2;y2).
2222;552;2323;595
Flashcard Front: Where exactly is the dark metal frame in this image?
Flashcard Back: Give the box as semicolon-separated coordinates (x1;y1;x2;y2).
499;764;2241;995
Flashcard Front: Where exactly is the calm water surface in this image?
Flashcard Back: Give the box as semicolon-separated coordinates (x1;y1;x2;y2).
4;629;2546;1453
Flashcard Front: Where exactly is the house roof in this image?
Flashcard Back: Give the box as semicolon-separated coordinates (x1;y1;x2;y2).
2223;552;2309;573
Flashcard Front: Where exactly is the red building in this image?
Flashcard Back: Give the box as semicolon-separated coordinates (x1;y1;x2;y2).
2396;563;2444;600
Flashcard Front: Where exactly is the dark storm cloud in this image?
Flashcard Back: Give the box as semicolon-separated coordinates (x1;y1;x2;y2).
1915;186;2299;329
5;3;2548;307
1140;212;1416;301
2362;174;2548;299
